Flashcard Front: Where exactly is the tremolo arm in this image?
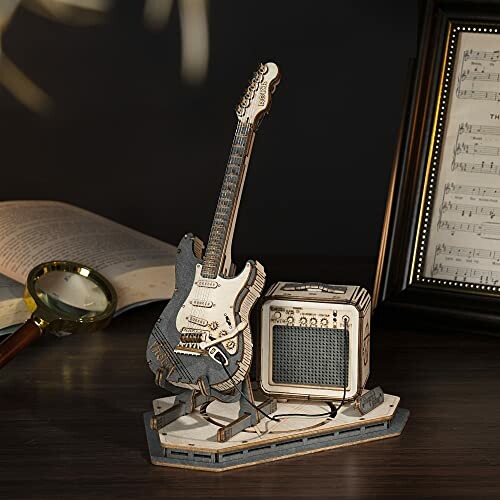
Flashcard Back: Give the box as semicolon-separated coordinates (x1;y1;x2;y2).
202;320;247;349
174;320;247;356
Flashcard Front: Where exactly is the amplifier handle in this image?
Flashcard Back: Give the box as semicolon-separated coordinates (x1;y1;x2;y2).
281;282;347;294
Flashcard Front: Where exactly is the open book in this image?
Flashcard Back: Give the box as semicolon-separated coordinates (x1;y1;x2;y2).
0;201;176;334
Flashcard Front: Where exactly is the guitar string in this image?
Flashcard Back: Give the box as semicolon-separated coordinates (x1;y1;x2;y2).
191;121;244;326
151;326;195;383
205;120;248;278
151;330;195;385
154;324;196;382
150;328;193;383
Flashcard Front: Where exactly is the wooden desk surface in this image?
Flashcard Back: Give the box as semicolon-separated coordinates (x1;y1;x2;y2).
1;257;500;499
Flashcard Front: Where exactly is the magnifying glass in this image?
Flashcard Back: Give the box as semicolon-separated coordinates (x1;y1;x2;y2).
0;261;117;369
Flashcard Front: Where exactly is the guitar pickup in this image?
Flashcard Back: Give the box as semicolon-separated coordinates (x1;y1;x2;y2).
190;299;214;308
196;280;219;288
187;316;209;327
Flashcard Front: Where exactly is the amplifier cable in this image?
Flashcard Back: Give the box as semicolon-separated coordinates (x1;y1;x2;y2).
217;317;349;423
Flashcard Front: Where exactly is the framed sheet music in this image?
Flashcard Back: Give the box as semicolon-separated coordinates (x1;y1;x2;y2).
374;0;500;333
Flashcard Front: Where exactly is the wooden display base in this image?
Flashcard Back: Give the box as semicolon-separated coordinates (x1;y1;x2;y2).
144;392;409;472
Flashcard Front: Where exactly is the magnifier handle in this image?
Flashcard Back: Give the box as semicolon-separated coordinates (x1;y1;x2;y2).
0;319;43;369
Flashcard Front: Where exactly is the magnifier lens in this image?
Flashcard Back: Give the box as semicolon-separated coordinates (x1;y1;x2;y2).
34;270;109;320
0;261;116;370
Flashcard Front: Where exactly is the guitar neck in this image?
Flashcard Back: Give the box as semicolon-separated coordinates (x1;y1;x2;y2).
201;121;255;279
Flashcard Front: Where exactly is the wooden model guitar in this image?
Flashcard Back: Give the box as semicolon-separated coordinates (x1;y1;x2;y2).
147;62;280;400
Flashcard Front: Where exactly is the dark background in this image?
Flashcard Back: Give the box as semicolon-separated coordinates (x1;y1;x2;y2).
4;5;500;498
0;0;417;266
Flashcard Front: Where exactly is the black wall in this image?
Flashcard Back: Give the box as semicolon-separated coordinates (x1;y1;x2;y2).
0;1;417;259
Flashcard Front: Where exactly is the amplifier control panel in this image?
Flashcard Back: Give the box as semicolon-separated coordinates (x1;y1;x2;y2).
269;306;353;330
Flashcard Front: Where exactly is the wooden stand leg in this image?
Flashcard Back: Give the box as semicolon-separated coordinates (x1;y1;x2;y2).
217;399;277;442
150;402;186;431
217;376;277;442
150;389;211;431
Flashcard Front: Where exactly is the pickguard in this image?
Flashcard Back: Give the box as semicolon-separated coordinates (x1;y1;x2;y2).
175;263;253;356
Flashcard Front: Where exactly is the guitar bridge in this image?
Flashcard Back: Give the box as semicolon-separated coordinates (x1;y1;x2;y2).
174;345;206;356
175;328;210;356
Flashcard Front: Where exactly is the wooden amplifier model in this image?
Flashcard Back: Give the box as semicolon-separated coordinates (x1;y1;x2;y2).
259;282;371;401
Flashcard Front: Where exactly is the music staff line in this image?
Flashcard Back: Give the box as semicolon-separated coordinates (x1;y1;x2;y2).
451;160;500;175
444;182;500;198
454;143;500;157
432;263;500;285
441;201;500;219
457;89;500;102
437;220;500;239
458;123;500;136
463;49;500;62
460;68;500;83
435;243;500;261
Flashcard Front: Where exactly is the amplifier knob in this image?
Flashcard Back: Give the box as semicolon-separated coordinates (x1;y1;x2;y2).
287;316;294;324
321;318;328;326
299;317;307;325
310;318;317;326
273;311;282;319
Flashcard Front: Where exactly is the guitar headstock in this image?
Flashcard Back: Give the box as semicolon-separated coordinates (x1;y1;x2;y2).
235;62;281;129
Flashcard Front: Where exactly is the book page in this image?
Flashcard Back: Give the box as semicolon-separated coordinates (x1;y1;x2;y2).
0;201;177;309
0;273;29;333
425;31;500;286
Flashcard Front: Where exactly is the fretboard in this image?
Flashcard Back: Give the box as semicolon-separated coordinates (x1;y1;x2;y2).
201;121;254;279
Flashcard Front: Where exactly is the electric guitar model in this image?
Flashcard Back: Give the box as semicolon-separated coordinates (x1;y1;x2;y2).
147;62;280;398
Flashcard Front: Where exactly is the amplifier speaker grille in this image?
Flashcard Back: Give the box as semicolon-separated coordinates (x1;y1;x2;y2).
271;326;349;387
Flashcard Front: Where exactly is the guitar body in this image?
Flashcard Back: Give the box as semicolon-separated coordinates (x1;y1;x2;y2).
146;233;265;395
